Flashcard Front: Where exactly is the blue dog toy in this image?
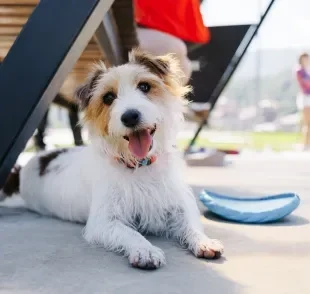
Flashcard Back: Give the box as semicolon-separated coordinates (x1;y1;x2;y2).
200;190;300;224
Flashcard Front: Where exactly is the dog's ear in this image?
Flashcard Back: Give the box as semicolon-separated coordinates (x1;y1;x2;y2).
129;48;191;97
75;62;106;109
129;48;177;78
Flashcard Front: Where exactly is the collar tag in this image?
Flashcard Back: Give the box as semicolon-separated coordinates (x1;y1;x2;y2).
115;155;157;169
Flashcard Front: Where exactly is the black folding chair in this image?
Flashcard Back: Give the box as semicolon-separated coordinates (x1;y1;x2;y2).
185;0;276;152
0;0;138;186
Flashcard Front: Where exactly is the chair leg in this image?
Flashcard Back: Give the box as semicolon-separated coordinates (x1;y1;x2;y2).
54;94;84;146
34;110;49;151
69;108;84;146
185;120;206;154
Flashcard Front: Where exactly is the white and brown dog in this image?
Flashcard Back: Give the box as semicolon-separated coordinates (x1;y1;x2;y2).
1;50;223;269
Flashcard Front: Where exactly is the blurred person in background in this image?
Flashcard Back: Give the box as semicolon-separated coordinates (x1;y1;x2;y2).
296;53;310;150
134;0;210;85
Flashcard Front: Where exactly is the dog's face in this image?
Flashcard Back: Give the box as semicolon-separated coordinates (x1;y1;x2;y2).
76;49;190;160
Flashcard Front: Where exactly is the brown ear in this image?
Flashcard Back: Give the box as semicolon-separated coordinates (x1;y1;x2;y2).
75;65;105;109
129;48;173;78
129;48;191;97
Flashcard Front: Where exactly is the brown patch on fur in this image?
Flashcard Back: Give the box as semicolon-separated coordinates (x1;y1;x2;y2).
83;72;118;136
130;48;192;98
83;95;113;136
39;149;67;176
100;78;119;98
136;77;166;100
1;165;21;197
131;51;170;78
75;62;119;136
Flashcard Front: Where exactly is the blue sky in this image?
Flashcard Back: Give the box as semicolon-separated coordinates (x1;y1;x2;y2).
201;0;310;50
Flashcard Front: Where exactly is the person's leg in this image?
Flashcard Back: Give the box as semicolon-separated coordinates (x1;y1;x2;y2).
137;28;192;84
302;107;310;149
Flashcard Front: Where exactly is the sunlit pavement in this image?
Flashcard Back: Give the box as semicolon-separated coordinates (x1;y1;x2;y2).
185;153;310;294
2;135;309;294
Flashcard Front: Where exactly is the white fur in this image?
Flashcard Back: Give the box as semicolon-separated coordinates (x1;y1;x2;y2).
17;59;223;269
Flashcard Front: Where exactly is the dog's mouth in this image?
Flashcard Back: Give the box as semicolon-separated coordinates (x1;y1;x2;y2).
123;125;156;159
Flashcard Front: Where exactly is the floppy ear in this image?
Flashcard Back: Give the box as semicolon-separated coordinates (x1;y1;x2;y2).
129;48;176;78
75;63;106;109
129;48;191;97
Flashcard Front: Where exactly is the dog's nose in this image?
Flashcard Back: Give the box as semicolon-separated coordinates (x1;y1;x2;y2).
121;109;141;128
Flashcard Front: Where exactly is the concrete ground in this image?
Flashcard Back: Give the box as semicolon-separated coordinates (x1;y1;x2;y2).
1;152;309;294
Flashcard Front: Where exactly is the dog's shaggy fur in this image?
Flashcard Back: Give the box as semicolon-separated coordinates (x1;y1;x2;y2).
1;50;223;269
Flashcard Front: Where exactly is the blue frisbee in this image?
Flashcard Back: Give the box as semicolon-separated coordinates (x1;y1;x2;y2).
200;190;300;224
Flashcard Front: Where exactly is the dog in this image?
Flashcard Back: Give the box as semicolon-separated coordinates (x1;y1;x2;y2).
0;49;223;269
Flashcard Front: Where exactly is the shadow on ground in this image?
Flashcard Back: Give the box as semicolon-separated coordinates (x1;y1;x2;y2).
0;204;243;294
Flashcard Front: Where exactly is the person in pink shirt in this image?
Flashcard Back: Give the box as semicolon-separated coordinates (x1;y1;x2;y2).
296;53;310;149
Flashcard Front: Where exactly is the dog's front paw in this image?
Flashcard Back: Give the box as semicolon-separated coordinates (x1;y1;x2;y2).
128;246;166;270
192;238;224;259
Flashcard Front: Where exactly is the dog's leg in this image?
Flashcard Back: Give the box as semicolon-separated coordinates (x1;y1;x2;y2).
172;192;224;259
84;208;166;269
181;224;224;259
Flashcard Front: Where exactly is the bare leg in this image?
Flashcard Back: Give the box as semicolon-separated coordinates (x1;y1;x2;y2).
302;107;310;149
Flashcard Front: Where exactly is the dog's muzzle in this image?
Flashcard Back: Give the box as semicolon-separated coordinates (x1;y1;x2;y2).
121;109;141;128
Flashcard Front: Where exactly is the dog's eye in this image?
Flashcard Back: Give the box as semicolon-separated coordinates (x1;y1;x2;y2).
137;82;151;93
102;92;116;105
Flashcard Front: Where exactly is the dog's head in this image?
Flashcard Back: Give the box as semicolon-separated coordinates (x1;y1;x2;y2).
76;49;191;160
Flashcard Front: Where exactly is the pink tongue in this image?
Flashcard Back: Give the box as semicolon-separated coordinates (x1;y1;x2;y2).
128;130;152;159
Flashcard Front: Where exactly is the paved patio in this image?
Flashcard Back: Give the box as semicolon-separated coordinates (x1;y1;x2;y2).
1;152;309;294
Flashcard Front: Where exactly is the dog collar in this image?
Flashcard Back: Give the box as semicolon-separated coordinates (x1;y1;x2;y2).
115;155;157;169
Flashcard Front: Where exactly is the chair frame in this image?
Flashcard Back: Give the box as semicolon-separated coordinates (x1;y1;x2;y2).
0;0;119;186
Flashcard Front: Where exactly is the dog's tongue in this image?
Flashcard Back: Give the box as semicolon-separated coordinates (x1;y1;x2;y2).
128;130;152;159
